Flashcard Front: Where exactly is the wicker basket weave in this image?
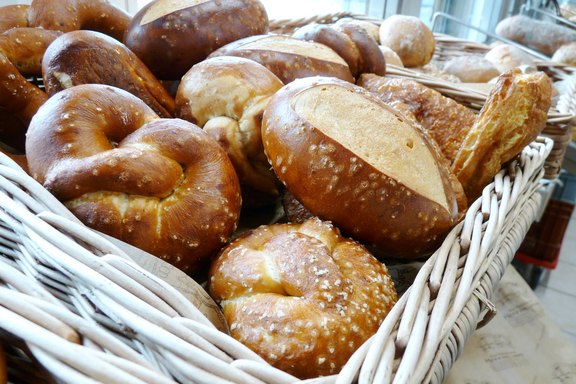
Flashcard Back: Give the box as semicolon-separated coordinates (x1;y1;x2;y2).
0;12;559;384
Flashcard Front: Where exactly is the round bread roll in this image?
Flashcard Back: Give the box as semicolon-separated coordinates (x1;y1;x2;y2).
124;0;269;80
442;55;499;83
27;0;131;42
0;4;30;32
379;15;435;67
262;76;462;258
209;217;397;378
552;42;576;65
208;34;354;84
42;30;175;118
484;44;535;73
379;45;403;67
26;84;242;274
175;56;284;207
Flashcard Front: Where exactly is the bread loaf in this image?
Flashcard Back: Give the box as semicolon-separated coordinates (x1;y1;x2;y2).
208;34;354;84
26;84;242;274
124;0;269;80
209;217;397;378
42;30;175;117
262;76;463;258
495;15;576;56
379;15;435;67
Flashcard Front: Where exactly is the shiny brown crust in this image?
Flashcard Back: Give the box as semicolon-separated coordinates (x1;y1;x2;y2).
26;84;242;274
0;4;30;32
451;68;552;200
0;27;62;76
27;0;131;42
175;56;283;207
0;52;48;152
209;217;397;378
357;73;477;164
262;76;462;257
292;23;361;77
334;17;380;44
42;30;175;117
124;0;269;80
208;34;354;84
334;22;386;76
282;189;315;223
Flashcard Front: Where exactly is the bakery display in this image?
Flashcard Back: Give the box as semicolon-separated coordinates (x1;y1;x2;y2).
124;0;269;80
42;30;175;117
208;34;354;84
208;217;397;378
175;56;284;207
379;14;435;67
262;76;463;258
25;84;242;274
451;67;552;200
27;0;131;41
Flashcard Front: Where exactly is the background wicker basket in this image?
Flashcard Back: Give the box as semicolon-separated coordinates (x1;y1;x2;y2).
0;12;562;384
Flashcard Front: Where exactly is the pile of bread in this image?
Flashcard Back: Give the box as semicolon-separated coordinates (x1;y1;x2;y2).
0;0;553;379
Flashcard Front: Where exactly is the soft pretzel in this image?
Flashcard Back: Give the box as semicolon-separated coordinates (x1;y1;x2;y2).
26;84;242;274
175;56;283;207
451;67;552;199
0;27;62;76
43;30;175;117
0;4;30;32
28;0;131;42
209;217;397;378
357;73;477;164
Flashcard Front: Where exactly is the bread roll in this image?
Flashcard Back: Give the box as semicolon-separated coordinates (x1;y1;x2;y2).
124;0;269;80
379;15;435;67
484;44;536;73
333;22;386;76
175;56;284;207
495;15;576;56
262;76;463;258
208;34;354;84
28;0;131;42
379;45;403;67
26;84;242;274
452;67;552;200
442;55;499;83
0;4;29;32
334;17;380;43
552;42;576;65
209;217;397;378
42;30;175;117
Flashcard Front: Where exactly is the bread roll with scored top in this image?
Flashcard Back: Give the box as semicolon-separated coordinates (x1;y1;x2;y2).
451;67;552;200
209;217;397;378
208;34;354;84
262;76;463;258
42;30;175;117
28;0;131;42
26;84;242;274
124;0;269;80
175;56;284;207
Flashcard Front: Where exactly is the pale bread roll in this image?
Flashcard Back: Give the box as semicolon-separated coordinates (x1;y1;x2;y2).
552;42;576;65
442;55;499;83
379;15;435;67
484;44;536;73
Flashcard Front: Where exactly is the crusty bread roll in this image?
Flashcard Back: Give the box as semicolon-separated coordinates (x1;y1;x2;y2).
333;22;386;77
379;15;435;67
208;34;354;84
262;76;463;258
496;15;576;56
334;17;380;43
442;55;499;83
552;42;576;65
28;0;131;42
175;56;284;207
452;67;552;199
484;44;536;73
0;4;29;32
379;45;404;67
42;30;175;118
209;217;397;378
357;74;476;164
26;84;242;274
124;0;269;80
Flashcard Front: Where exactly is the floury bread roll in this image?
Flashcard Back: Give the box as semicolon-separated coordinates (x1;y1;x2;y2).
262;76;464;258
124;0;269;80
209;217;397;378
208;34;354;84
379;15;435;67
